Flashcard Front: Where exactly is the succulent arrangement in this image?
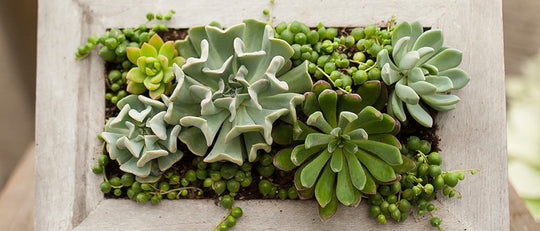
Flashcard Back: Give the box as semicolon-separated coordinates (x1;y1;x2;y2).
79;7;476;231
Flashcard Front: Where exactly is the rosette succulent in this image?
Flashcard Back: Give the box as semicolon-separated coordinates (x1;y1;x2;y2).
377;21;470;127
163;19;313;165
101;95;183;182
126;34;186;99
273;85;415;220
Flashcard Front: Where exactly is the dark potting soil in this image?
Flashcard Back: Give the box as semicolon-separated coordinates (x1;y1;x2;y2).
101;27;439;201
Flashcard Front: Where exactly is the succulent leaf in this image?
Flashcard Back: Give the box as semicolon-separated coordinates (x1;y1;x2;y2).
330;148;344;172
355;149;396;182
300;149;332;188
439;68;470;89
360;166;377;194
315;164;336;207
274;148;296;171
336;90;363;114
421;93;460;106
356;81;387;111
425;76;454;92
336;162;359;206
344;150;366;191
318;89;338;127
291;144;325;166
306;111;333;134
392;155;416;174
166;20;312;165
406;103;433;127
271;124;294;145
377;21;470;127
355;140;403;165
318;193;338;222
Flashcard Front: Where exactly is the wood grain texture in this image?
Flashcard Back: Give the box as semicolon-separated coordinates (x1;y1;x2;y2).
35;0;508;230
503;0;540;75
0;144;34;231
35;0;84;230
509;184;540;231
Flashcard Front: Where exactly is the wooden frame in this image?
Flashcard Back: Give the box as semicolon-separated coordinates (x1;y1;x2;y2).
36;0;508;230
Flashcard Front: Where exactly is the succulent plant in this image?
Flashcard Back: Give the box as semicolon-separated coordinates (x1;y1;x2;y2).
126;34;186;99
163;19;313;165
273;85;415;221
377;21;470;127
101;95;183;182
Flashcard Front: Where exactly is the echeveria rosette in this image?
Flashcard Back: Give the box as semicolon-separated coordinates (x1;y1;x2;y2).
126;34;186;99
101;95;183;183
377;21;470;127
163;19;313;166
274;87;415;221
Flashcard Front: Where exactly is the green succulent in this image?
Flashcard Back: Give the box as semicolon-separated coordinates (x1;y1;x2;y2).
101;95;183;182
126;34;186;99
377;21;470;127
273;85;414;221
163;19;312;165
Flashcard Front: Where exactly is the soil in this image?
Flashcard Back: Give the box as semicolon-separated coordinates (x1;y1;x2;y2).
101;27;439;201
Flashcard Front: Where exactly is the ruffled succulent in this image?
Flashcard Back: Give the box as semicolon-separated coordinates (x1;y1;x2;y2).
273;85;415;221
163;19;312;165
377;21;470;127
101;95;183;182
126;34;186;99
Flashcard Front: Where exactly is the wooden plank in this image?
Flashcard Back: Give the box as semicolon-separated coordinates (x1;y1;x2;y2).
433;0;509;230
503;0;540;76
509;183;540;231
35;0;508;230
75;199;469;231
35;0;84;230
0;144;34;231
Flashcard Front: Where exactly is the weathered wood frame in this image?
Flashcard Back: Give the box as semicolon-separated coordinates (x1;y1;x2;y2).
36;0;507;230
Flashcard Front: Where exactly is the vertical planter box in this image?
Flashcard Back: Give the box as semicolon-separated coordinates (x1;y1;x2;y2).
36;0;507;230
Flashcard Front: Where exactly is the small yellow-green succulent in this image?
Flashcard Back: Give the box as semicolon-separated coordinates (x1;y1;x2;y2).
126;34;185;99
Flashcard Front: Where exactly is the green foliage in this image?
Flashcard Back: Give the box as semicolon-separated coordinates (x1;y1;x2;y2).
76;10;176;61
101;95;183;182
274;87;411;220
164;19;313;165
366;135;477;228
125;34;186;99
276;22;393;94
377;21;470;127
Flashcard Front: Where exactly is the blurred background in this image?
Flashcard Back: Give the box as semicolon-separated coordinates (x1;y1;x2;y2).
0;0;539;229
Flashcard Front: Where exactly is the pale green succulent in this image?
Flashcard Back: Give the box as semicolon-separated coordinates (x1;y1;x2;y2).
163;19;313;165
101;95;183;182
377;21;470;127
